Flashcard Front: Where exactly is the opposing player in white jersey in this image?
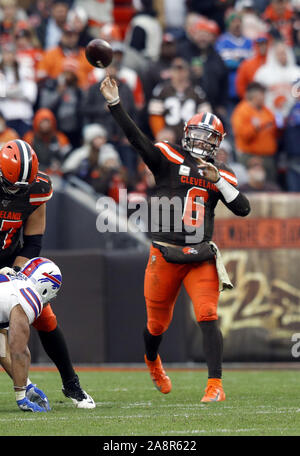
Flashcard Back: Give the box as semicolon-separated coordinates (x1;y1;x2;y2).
0;257;62;412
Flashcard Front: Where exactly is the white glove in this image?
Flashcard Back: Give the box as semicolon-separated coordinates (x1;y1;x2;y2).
0;267;17;276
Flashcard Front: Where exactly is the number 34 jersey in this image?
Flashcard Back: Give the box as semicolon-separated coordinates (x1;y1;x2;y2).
0;172;52;258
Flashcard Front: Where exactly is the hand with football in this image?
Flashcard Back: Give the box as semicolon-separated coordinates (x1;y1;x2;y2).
197;157;220;183
100;76;120;105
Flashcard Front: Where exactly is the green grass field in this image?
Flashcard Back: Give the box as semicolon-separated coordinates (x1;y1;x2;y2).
0;368;300;436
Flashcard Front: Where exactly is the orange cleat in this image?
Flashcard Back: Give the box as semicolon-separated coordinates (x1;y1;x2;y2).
144;354;172;394
201;379;225;403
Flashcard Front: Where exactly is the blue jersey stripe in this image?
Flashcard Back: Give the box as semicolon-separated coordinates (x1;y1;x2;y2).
26;287;42;314
0;274;9;282
20;288;38;319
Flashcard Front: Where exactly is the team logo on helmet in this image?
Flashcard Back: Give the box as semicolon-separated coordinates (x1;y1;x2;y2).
39;272;62;290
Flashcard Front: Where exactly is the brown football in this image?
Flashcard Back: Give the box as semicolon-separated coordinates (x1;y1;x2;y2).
85;39;113;68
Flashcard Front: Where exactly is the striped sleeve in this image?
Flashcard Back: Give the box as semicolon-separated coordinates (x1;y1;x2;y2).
154;142;185;165
18;286;43;324
30;172;53;206
218;168;238;187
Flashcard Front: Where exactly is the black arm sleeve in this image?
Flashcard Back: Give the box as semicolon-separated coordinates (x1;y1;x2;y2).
109;102;163;173
222;192;251;217
18;234;43;259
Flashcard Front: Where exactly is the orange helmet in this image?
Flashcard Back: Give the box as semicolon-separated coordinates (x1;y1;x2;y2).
0;139;38;194
183;112;225;160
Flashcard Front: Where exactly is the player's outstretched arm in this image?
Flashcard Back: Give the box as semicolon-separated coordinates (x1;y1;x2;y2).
9;306;31;388
0;328;50;410
100;76;162;173
9;306;48;412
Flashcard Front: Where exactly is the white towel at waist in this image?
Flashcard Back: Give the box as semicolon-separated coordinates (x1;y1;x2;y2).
209;241;233;292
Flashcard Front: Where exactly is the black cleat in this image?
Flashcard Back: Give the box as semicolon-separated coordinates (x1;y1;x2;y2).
62;375;95;409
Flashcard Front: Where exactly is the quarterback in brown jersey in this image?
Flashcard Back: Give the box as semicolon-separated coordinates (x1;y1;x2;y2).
0;139;95;409
100;76;251;403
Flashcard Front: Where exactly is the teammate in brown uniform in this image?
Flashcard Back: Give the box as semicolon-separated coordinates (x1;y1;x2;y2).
100;77;250;402
0;139;95;409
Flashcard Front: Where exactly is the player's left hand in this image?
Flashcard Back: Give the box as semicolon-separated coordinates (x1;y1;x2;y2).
0;267;16;276
26;383;51;411
197;158;220;183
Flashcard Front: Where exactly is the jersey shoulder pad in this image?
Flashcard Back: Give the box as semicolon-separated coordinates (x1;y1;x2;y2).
215;161;238;187
18;283;43;324
154;141;185;165
29;172;53;206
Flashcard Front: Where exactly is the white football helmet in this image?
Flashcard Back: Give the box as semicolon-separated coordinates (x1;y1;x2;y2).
21;257;62;303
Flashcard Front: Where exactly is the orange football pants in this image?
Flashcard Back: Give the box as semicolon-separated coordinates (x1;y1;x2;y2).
32;304;57;332
144;245;220;336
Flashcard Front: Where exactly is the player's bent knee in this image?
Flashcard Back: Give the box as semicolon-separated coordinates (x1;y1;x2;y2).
147;320;168;336
33;314;57;332
194;298;219;322
196;303;218;322
32;306;58;332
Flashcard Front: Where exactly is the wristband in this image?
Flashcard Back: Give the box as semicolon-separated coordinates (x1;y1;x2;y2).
107;96;120;106
215;176;239;203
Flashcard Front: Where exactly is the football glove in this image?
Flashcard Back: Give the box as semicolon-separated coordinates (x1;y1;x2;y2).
17;397;48;412
26;383;51;411
0;267;16;276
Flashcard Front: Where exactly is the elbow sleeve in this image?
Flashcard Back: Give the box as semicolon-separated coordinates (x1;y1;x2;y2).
226;193;251;217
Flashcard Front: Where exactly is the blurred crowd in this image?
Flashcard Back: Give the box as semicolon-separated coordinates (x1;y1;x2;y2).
0;0;300;201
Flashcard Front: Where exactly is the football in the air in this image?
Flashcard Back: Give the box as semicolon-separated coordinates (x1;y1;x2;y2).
85;39;113;68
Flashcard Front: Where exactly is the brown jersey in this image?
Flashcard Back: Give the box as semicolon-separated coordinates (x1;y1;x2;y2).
148;81;209;142
149;141;238;245
109;102;250;246
0;171;52;259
